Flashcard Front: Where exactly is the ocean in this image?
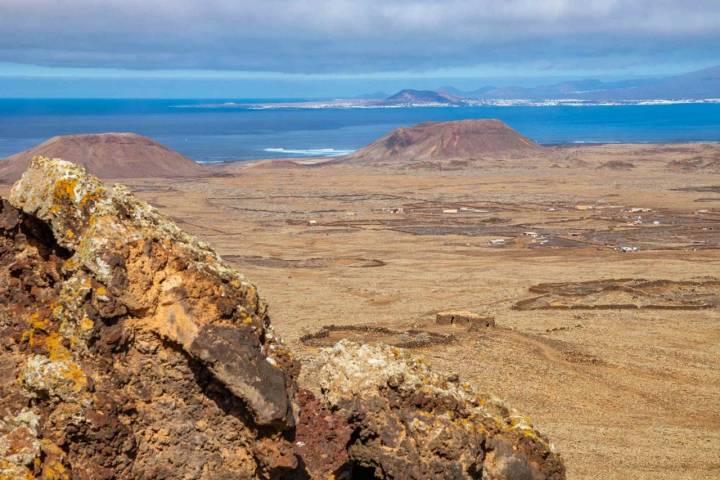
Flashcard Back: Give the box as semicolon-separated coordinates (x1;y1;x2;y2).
1;99;719;163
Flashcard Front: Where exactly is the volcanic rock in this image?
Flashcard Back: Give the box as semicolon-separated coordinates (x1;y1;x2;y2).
344;119;542;168
301;341;565;479
0;157;296;478
0;156;565;479
0;133;206;182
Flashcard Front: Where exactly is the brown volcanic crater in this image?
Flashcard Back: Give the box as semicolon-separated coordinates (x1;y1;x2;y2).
0;132;207;182
344;119;543;166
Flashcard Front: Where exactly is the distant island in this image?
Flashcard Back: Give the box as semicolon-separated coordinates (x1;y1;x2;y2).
382;89;464;106
177;65;720;110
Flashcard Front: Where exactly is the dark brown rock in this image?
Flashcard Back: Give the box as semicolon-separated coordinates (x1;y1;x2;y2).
0;158;299;479
294;389;353;479
1;157;565;479
300;341;565;480
189;324;293;428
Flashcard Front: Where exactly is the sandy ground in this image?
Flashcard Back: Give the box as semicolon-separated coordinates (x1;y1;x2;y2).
3;143;719;478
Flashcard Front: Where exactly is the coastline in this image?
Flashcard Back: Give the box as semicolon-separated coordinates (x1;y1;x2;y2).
201;140;720;169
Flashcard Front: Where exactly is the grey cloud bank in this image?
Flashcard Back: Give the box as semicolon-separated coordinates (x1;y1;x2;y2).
0;0;719;74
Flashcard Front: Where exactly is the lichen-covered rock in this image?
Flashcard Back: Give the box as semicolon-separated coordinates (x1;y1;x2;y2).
10;156;295;428
1;156;565;479
300;341;565;480
1;157;299;478
0;409;41;479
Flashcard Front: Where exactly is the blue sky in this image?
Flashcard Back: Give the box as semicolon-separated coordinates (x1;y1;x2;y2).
1;0;718;98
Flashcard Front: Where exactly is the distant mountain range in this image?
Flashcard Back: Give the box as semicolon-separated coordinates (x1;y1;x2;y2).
199;65;720;111
369;65;720;106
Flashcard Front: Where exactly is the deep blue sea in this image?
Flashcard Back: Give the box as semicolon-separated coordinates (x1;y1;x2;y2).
1;99;719;163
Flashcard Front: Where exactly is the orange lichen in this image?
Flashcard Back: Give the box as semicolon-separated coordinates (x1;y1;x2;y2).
45;332;72;362
28;312;50;331
42;460;69;480
79;316;94;332
53;178;78;204
21;312;88;396
60;362;88;393
79;188;103;208
21;312;50;349
62;256;78;272
0;459;32;480
240;312;253;325
39;440;67;477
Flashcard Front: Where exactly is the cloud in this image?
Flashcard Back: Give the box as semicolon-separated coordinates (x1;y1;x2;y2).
0;0;718;73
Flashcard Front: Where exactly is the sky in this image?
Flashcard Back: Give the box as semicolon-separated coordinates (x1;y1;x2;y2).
0;0;719;98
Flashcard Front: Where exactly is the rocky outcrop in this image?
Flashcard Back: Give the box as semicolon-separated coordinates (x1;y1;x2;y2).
0;156;564;479
1;157;297;479
301;341;565;480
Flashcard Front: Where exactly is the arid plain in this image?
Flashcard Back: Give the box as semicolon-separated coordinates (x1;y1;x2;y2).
2;141;719;479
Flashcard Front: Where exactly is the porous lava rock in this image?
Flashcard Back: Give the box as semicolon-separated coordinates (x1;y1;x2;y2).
301;341;565;480
1;157;298;479
1;156;565;479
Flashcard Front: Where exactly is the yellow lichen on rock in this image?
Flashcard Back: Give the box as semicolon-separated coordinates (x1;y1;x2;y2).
78;186;104;208
20;355;87;401
0;410;41;480
0;459;33;480
21;312;51;350
79;316;94;332
38;441;69;480
2;156;566;478
44;332;71;362
301;340;565;479
52;178;79;204
9;156;297;435
41;459;69;480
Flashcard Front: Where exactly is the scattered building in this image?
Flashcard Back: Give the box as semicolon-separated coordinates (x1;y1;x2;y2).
436;310;495;329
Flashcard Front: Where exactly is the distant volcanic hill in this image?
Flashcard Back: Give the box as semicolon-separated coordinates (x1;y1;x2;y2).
0;132;207;182
382;89;463;106
344;119;542;168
